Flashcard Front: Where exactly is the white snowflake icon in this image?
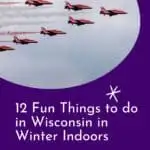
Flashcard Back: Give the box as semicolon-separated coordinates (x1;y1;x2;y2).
106;85;121;103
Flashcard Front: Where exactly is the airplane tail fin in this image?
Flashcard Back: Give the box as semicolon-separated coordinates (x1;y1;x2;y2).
25;0;32;4
100;7;107;14
65;1;72;9
41;27;47;34
14;36;17;40
13;36;20;43
41;27;46;31
68;16;76;24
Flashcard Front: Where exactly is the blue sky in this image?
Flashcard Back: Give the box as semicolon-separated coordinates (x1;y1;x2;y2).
0;0;140;89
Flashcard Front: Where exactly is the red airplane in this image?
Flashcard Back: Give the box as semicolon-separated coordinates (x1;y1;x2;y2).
13;36;38;45
65;1;92;11
25;0;53;7
68;16;94;26
0;45;15;52
100;7;127;16
40;27;66;36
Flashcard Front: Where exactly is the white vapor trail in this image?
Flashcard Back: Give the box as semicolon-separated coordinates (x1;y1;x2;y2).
0;0;92;29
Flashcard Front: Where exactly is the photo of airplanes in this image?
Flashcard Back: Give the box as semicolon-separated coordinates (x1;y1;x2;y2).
0;0;128;49
0;0;140;89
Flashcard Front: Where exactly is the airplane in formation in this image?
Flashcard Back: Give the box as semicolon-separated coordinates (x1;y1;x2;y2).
100;7;127;16
40;27;66;36
25;0;53;7
13;36;38;44
64;1;92;11
0;45;14;52
68;16;94;26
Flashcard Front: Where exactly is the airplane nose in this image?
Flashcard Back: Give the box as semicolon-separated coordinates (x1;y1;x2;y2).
48;2;53;5
88;6;92;9
62;32;67;34
89;21;94;24
9;47;15;50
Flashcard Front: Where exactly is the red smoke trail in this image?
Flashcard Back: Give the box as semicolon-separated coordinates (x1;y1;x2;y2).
0;31;39;35
0;2;21;5
0;41;12;43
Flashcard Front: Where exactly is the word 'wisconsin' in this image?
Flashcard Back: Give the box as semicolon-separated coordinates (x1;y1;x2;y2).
30;101;101;116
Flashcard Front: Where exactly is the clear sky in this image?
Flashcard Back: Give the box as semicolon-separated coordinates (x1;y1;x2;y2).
0;0;140;89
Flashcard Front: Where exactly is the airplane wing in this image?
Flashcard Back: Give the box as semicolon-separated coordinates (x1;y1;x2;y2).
32;0;42;4
24;39;38;43
34;0;52;4
46;30;55;33
22;39;34;42
78;19;93;24
75;4;91;9
109;9;127;14
48;30;63;34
